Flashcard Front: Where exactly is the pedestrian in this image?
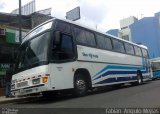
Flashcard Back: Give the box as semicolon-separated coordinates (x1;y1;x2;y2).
5;64;15;98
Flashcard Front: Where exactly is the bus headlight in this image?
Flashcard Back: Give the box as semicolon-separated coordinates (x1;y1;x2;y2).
32;78;40;85
42;77;48;83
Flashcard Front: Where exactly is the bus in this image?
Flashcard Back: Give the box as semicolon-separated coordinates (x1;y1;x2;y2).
11;18;151;97
151;58;160;80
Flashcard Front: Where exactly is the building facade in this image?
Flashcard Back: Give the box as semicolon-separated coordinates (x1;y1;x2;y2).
107;12;160;58
0;12;52;96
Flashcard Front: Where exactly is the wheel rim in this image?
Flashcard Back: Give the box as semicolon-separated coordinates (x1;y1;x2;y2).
137;76;142;84
76;80;86;90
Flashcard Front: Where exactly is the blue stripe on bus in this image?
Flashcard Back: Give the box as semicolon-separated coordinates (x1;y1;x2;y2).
93;70;138;81
94;76;137;85
92;57;149;84
93;65;145;79
92;65;146;81
93;69;149;84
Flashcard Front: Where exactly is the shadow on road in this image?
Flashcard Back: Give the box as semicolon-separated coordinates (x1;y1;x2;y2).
15;81;151;105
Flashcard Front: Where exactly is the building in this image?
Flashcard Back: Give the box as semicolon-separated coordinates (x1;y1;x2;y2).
119;16;138;41
0;12;52;96
107;12;160;58
107;29;119;37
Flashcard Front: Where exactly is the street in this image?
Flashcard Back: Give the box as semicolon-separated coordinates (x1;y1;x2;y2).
0;80;160;114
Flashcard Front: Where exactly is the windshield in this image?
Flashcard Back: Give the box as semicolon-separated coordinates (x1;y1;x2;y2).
17;32;50;71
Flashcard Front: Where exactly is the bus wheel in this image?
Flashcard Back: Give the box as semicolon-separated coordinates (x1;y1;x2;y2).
73;74;88;97
137;72;143;85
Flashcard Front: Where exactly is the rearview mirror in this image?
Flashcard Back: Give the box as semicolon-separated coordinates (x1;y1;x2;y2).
54;31;61;45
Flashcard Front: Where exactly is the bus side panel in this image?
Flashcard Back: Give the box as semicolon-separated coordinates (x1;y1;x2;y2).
77;45;149;87
48;62;77;90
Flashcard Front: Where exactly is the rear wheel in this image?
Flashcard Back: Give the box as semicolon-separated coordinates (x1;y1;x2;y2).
137;71;143;85
131;71;143;86
73;73;88;97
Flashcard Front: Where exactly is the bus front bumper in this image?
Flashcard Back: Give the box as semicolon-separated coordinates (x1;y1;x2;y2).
11;84;50;97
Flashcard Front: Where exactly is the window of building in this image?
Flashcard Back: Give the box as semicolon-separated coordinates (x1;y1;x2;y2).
74;27;96;47
134;46;142;56
112;39;125;53
0;28;5;35
96;34;112;50
124;43;135;55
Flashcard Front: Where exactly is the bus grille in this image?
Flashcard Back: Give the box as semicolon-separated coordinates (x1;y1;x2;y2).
17;81;28;88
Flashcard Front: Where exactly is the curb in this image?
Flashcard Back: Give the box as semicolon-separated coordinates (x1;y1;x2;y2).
0;97;29;105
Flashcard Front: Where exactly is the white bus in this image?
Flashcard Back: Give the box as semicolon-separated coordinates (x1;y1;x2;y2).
11;18;151;97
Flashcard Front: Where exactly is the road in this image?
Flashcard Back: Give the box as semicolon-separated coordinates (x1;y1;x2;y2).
0;80;160;114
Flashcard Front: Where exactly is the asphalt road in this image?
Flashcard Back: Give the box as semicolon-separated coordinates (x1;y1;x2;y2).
1;80;160;114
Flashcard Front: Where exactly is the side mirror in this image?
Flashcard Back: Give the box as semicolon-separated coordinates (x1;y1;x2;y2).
54;31;61;45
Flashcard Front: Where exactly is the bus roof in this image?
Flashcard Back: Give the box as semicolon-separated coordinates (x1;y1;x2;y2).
24;17;148;50
56;18;148;49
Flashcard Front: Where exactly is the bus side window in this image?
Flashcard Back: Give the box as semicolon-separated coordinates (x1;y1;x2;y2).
96;35;106;49
134;46;142;56
124;43;135;55
55;21;71;34
96;34;112;50
73;27;96;47
112;39;125;53
142;49;149;58
52;33;74;61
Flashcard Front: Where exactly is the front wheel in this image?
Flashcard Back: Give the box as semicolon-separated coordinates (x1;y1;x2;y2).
73;74;88;97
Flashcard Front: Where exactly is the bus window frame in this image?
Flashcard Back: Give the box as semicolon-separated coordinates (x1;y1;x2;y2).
50;21;77;63
124;42;135;55
134;46;143;57
73;25;97;48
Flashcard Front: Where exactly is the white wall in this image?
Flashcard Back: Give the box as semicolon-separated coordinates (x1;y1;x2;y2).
120;16;138;29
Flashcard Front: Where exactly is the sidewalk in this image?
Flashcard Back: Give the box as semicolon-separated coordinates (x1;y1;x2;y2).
0;96;26;105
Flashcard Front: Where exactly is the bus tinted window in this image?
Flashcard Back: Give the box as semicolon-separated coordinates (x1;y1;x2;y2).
85;31;96;47
142;49;148;58
112;39;125;53
134;46;142;56
52;34;74;60
74;27;96;47
74;27;86;44
96;35;112;50
124;43;135;55
56;21;71;34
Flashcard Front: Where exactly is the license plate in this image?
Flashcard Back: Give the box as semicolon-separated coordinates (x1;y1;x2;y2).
19;89;24;93
25;89;32;93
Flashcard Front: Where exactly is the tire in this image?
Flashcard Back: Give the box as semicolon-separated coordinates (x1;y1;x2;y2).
137;72;143;85
73;73;88;97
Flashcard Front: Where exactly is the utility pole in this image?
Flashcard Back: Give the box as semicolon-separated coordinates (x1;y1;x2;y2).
19;0;22;43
